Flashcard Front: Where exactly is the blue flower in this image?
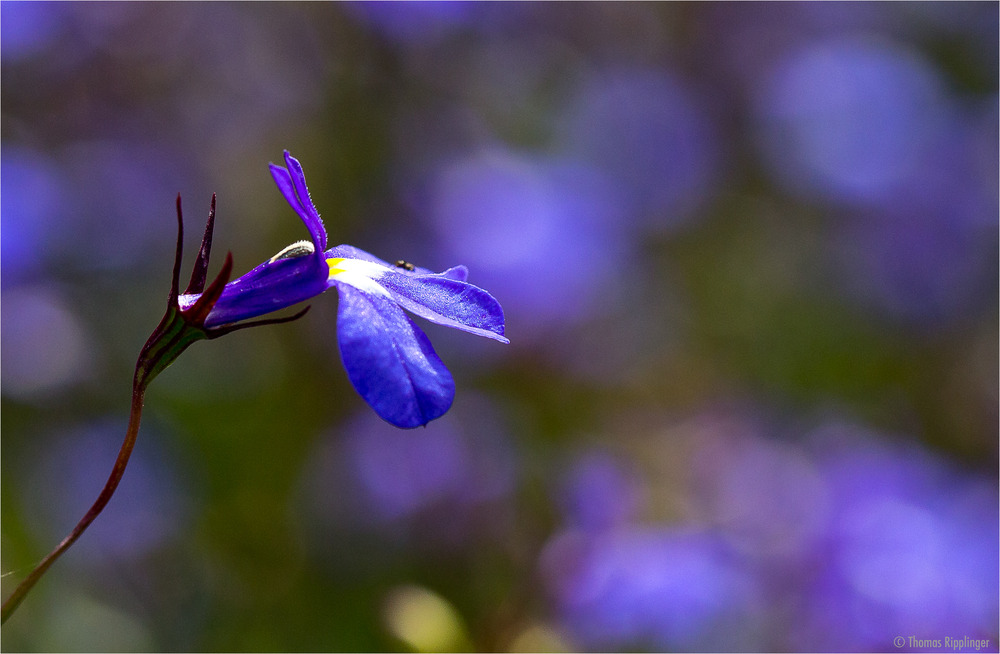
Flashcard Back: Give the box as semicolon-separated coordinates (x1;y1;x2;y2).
179;151;508;428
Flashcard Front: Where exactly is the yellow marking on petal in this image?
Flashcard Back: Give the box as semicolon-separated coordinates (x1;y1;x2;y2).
327;257;346;278
324;257;393;297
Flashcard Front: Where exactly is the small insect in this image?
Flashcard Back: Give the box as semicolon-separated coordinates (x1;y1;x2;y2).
394;260;416;271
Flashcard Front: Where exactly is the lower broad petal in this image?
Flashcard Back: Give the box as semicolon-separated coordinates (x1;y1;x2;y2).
336;284;455;428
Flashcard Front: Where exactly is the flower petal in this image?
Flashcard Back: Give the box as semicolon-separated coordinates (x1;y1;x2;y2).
180;253;328;327
325;247;504;341
336;283;455;428
326;244;468;280
439;265;469;282
269;152;327;250
376;269;508;343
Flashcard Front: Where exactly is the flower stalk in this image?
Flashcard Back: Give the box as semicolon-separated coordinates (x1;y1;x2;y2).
1;194;306;624
0;372;147;624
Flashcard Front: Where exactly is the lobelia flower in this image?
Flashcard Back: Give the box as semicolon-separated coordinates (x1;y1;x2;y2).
179;151;508;428
2;151;507;624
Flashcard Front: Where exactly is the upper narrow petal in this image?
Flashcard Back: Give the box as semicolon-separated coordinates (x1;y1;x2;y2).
283;151;327;250
336;283;455;428
269;153;327;251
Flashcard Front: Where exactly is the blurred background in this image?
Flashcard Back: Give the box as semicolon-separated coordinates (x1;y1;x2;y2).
2;2;997;651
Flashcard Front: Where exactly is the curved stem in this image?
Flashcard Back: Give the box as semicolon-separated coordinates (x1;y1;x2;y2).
1;379;147;624
1;191;309;623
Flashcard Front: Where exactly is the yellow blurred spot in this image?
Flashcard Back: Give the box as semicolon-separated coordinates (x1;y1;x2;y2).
507;622;574;653
38;593;154;651
382;584;470;653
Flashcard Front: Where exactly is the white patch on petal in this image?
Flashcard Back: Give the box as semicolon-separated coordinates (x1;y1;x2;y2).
269;240;315;263
327;257;392;298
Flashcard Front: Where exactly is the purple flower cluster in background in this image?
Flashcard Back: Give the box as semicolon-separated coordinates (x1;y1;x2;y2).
427;148;629;331
19;419;189;563
540;416;998;651
755;35;996;326
297;398;517;556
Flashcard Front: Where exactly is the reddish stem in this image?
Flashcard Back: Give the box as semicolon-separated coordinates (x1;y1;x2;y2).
1;377;147;624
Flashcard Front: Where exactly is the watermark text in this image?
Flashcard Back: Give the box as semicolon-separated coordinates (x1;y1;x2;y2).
893;635;993;651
